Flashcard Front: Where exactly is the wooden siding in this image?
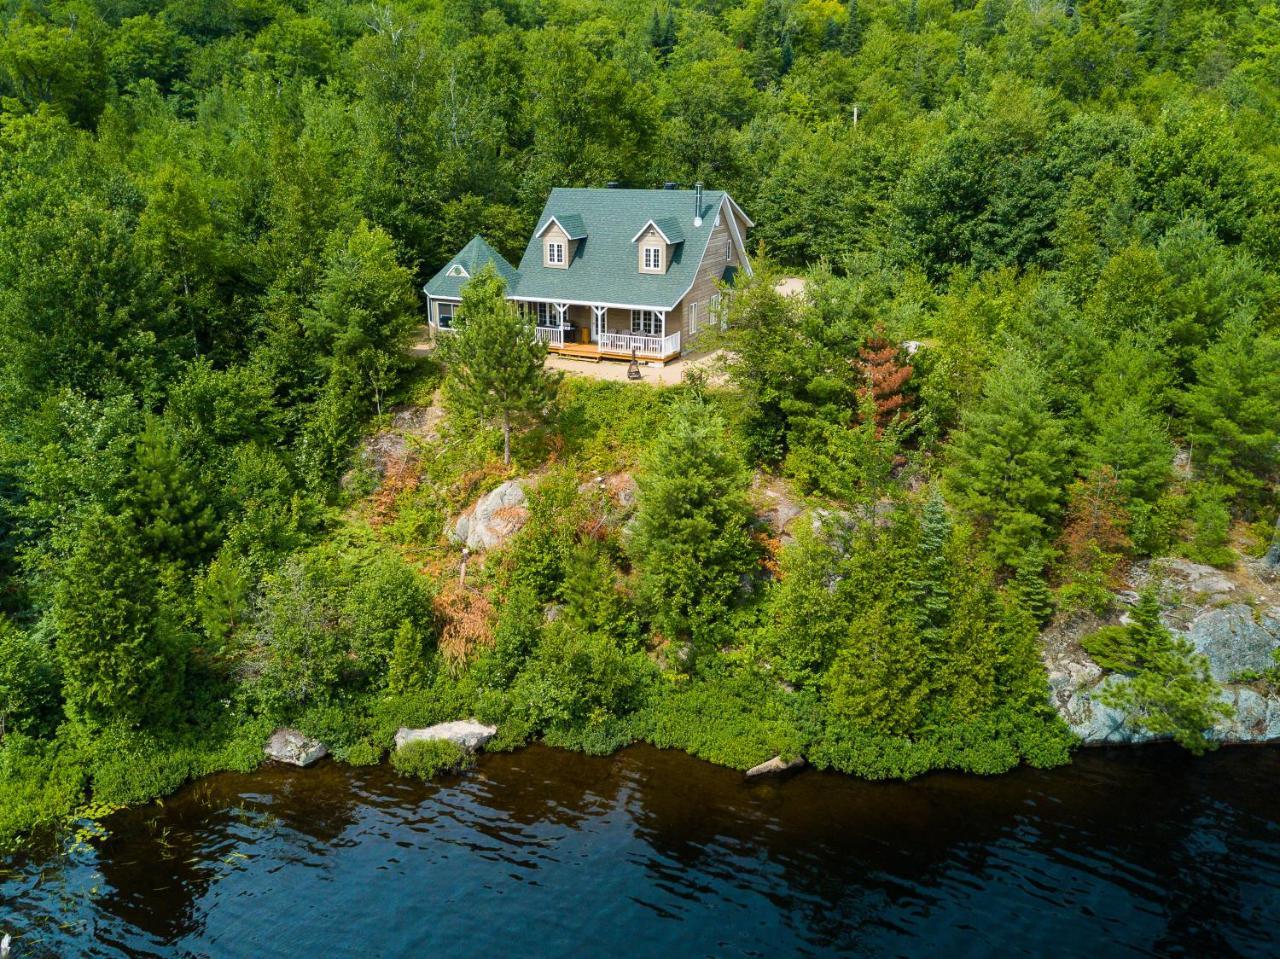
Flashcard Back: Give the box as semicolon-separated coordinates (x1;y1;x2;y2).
672;211;741;341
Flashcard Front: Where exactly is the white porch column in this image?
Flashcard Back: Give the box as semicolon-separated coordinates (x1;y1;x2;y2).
591;305;606;340
657;309;667;340
554;303;568;328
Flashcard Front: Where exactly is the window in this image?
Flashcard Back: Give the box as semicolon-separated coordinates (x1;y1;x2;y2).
437;301;456;329
643;245;662;272
631;309;660;336
710;292;724;330
688;300;701;335
547;241;565;266
535;302;554;327
446;264;468;278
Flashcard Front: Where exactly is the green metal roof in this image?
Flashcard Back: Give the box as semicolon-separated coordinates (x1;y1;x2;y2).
513;187;731;310
423;235;519;300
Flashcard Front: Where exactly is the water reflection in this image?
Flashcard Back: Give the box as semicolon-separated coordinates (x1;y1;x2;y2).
2;745;1279;958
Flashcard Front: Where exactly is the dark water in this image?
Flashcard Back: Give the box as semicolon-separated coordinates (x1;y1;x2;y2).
2;744;1279;958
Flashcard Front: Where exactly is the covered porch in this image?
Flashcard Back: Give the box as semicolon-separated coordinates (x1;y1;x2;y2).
516;300;682;363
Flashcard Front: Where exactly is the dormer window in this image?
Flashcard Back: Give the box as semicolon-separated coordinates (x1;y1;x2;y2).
447;264;468;278
547;240;565;266
643;245;662;272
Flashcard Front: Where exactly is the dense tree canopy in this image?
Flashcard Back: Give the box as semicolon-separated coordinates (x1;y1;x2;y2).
1;0;1277;845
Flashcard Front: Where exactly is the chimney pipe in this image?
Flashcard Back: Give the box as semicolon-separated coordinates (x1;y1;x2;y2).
693;181;703;227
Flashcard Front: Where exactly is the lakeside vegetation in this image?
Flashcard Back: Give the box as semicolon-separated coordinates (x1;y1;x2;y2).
2;0;1279;850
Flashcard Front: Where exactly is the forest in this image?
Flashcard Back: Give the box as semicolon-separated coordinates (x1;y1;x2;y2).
1;0;1279;850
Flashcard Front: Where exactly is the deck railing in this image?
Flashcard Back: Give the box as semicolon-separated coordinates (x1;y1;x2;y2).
599;330;681;358
533;326;565;348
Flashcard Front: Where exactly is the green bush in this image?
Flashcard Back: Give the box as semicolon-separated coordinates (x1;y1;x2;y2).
1081;625;1142;673
391;739;474;780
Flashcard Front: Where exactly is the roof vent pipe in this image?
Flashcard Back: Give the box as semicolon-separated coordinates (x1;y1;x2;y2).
693;181;703;227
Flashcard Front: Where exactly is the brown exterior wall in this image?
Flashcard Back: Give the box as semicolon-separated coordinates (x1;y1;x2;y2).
671;206;744;342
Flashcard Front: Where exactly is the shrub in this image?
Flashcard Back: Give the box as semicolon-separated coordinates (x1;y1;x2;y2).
1081;624;1142;673
391;739;474;780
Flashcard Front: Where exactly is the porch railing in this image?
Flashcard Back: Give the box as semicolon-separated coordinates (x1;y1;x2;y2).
600;330;681;358
533;326;565;348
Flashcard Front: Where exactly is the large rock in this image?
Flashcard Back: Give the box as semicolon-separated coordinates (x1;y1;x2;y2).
1059;676;1166;746
451;481;528;551
395;719;498;753
745;755;806;778
264;728;328;767
1186;603;1280;682
1154;558;1238;604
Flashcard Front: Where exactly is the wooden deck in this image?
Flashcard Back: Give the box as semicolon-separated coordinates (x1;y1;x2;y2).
550;341;680;364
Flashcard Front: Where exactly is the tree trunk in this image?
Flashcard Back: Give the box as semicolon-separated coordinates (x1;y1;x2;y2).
503;410;511;465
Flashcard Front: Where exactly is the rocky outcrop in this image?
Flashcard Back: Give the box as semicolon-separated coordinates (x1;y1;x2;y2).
1187;604;1280;682
344;403;445;491
395;719;498;753
1043;559;1280;747
264;728;328;767
451;480;528;551
745;755;806;778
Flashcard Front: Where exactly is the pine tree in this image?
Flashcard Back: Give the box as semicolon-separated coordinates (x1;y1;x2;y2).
945;349;1070;569
1181;315;1280;509
0;618;60;740
1086;396;1173;506
1100;588;1230;754
442;264;561;465
629;399;756;645
129;417;217;565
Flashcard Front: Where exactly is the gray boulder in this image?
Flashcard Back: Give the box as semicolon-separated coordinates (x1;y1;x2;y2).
1186;603;1280;682
395;719;498;753
264;728;328;767
1154;558;1237;604
746;755;806;778
1059;676;1165;746
451;480;528;551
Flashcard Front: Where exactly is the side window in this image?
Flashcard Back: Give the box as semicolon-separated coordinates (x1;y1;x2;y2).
547;241;565;266
438;302;455;328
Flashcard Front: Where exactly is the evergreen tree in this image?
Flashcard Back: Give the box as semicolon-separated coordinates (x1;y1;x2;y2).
443;264;560;465
824;601;928;736
1086;397;1173;507
1181;316;1280;509
629;399;756;645
0;618;61;740
1100;589;1230;754
50;511;184;729
945;350;1071;569
129;417;218;565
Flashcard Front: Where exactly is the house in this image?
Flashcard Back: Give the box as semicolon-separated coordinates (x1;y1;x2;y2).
423;184;752;363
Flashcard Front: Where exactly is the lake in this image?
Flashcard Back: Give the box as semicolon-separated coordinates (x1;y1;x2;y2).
2;743;1278;957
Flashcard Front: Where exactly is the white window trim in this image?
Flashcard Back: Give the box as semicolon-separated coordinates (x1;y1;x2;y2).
446;264;468;278
642;245;663;272
630;309;660;336
437;301;458;328
547;241;566;266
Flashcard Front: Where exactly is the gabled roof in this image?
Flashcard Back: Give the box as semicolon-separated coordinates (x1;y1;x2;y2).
534;213;587;240
630;216;684;245
423;235;519;300
514;187;746;310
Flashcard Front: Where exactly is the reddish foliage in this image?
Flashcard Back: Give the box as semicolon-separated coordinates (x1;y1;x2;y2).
370;455;420;528
434;580;496;669
1060;466;1132;581
857;327;914;431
